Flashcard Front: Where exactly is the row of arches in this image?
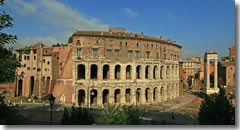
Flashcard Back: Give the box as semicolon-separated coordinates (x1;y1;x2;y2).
77;64;178;80
16;76;51;97
77;84;179;106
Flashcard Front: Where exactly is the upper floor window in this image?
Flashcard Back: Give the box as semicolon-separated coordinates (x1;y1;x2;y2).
136;43;139;47
146;52;150;59
151;44;154;48
146;44;149;48
128;51;133;59
93;48;98;57
125;42;128;46
157;52;159;59
33;50;37;54
77;40;80;45
43;59;46;63
96;39;99;44
34;56;36;60
115;50;120;57
77;48;82;57
109;40;113;45
135;51;140;58
106;49;112;57
120;41;122;47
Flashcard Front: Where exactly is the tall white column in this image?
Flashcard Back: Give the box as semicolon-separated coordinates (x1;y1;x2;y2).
214;60;218;89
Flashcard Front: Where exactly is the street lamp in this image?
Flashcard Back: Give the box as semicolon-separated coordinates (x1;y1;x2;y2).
48;94;55;125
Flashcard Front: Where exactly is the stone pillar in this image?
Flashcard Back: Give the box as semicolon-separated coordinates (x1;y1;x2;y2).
214;60;218;89
97;89;102;106
149;88;153;103
98;64;103;80
131;89;136;105
120;88;125;104
141;65;145;80
141;88;145;104
108;89;114;104
121;65;126;80
157;87;161;103
110;65;114;80
132;65;136;80
86;64;90;80
149;65;153;80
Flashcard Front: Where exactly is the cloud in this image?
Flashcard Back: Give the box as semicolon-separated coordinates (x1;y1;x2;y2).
5;0;110;49
124;8;139;17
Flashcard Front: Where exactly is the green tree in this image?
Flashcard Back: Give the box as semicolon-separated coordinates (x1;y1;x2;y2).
0;95;30;124
61;106;94;125
0;0;19;83
102;104;142;125
68;36;72;43
198;87;235;125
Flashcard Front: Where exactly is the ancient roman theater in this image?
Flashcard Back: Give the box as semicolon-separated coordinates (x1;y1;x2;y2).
14;27;182;107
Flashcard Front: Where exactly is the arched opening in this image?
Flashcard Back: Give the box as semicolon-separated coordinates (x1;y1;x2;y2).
103;65;110;80
18;80;23;96
102;89;109;104
136;65;141;79
91;64;98;80
160;66;164;79
30;76;35;96
172;66;174;78
136;88;141;103
114;89;121;103
145;88;150;103
145;65;150;79
78;89;85;105
125;88;131;103
115;65;121;80
126;65;132;79
78;64;85;79
90;89;97;105
153;66;157;79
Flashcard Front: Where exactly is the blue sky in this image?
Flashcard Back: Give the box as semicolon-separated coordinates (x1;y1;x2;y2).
3;0;235;59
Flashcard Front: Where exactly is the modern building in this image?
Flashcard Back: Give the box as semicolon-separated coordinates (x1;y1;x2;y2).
14;27;182;107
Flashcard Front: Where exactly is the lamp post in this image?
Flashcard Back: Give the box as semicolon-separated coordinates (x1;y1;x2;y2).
48;94;55;125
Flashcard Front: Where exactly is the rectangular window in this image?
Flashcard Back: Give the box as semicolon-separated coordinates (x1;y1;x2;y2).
34;56;36;60
146;52;150;59
157;52;159;59
47;61;50;65
24;64;26;67
120;41;122;47
115;50;120;57
33;67;36;70
37;68;41;72
93;48;98;57
96;39;99;44
107;49;112;57
109;40;113;45
33;50;37;54
128;51;132;59
43;59;45;63
135;51;140;58
27;67;30;70
77;48;82;57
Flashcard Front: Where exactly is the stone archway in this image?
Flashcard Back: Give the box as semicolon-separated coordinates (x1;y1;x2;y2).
78;89;85;106
103;89;109;104
145;88;150;103
18;80;23;96
125;88;131;103
114;89;121;103
90;89;97;106
30;76;35;96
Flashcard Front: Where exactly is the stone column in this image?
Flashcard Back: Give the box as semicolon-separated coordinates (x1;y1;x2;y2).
149;88;153;103
110;65;114;80
149;65;153;80
141;88;145;104
98;64;103;80
132;65;136;80
108;89;114;104
214;60;218;89
97;89;102;106
141;65;145;80
204;59;210;89
86;64;90;80
121;65;126;80
120;88;125;104
131;89;136;105
157;87;161;103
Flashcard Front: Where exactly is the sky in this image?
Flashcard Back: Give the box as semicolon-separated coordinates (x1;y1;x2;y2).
2;0;235;59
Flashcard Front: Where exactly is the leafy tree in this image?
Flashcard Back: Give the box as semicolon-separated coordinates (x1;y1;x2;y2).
0;0;19;83
61;106;94;125
102;104;121;125
0;95;30;124
102;104;142;125
68;36;72;43
198;87;235;125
